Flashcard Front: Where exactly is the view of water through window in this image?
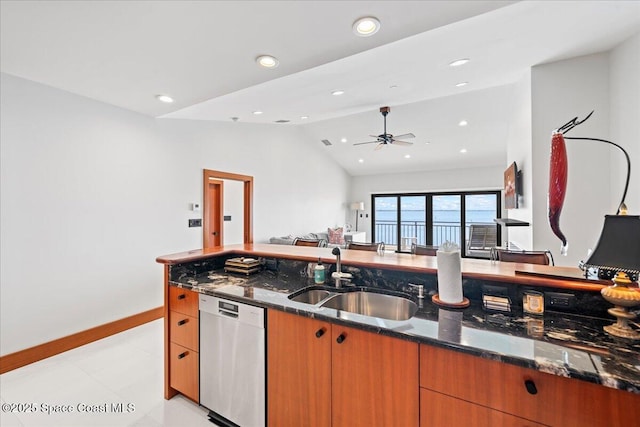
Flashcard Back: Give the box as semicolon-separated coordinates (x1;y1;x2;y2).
373;192;500;256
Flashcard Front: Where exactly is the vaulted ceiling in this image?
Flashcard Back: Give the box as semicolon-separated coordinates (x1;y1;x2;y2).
2;1;639;175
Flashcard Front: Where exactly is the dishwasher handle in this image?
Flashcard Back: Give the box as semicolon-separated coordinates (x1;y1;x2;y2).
219;308;239;319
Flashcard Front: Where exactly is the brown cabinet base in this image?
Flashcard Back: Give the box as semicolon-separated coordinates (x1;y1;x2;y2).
169;342;199;402
421;389;545;427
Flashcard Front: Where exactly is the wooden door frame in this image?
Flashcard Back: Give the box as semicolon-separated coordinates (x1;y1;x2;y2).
203;169;253;248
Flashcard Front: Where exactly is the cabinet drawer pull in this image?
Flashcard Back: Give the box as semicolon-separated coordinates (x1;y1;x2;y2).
178;351;188;359
524;379;538;395
336;333;346;344
177;294;186;300
177;319;188;326
315;328;325;338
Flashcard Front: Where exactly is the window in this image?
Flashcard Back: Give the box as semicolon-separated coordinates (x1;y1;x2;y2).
371;191;501;258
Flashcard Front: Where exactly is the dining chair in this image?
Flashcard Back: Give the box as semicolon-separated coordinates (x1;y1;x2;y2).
497;249;553;265
346;242;384;252
410;243;438;256
293;238;327;247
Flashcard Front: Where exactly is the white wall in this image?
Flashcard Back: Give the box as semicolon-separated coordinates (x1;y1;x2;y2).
0;73;349;355
350;166;503;240
503;70;533;249
531;53;611;267
610;33;640;215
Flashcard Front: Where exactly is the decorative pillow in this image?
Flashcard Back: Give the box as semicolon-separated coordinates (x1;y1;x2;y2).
327;227;344;245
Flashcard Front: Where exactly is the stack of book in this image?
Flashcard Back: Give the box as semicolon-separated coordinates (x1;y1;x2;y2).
224;257;261;275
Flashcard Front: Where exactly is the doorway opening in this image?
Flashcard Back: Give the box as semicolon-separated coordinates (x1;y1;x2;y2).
203;169;253;248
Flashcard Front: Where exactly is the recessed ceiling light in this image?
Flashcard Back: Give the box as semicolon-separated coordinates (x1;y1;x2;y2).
460;148;468;154
353;16;381;37
389;85;399;89
404;154;411;159
341;138;348;143
425;141;431;145
252;111;263;115
449;58;470;67
256;55;279;68
358;158;364;163
455;82;468;87
300;116;309;120
156;94;174;103
331;90;345;96
459;120;468;127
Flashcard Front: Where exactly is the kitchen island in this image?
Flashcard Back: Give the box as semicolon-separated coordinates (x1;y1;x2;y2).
157;244;640;426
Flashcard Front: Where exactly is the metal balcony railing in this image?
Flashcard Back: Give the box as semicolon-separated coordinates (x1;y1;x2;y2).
374;220;495;251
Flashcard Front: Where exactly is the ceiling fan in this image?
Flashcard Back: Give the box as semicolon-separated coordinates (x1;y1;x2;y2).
353;106;415;150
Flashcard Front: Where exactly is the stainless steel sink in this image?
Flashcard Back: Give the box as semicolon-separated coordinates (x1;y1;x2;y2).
288;289;334;304
321;291;417;321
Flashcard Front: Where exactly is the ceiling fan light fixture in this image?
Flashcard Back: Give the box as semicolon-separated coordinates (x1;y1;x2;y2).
256;55;279;68
353;16;380;37
449;58;470;67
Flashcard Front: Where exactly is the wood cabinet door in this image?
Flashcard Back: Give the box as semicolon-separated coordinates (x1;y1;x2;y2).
267;310;331;427
420;344;640;426
169;311;198;351
332;326;419;427
420;389;545;427
168;286;199;317
169;343;198;402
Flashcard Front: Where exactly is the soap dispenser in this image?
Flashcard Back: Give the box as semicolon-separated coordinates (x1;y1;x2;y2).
314;258;325;284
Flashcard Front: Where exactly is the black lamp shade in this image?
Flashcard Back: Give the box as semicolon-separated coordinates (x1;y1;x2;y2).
584;215;640;274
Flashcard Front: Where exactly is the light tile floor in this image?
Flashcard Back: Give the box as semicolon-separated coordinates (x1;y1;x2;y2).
0;319;214;426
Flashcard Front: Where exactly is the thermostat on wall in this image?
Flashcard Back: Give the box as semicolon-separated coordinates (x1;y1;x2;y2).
191;202;201;212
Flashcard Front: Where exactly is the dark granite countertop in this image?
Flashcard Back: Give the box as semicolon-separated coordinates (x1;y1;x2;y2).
170;267;640;394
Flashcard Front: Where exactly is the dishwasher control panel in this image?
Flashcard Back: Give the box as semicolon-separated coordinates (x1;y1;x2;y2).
199;295;264;328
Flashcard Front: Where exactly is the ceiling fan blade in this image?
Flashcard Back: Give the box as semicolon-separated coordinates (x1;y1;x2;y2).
392;133;415;140
374;143;385;151
353;140;379;146
391;140;413;146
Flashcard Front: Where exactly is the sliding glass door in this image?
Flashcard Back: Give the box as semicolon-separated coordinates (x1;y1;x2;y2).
432;195;461;246
374;197;397;249
400;196;426;251
372;191;500;257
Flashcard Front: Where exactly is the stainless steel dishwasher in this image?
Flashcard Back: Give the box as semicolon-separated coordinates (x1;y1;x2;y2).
199;294;265;427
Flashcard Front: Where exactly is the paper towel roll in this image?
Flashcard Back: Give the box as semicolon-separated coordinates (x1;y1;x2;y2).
436;248;463;304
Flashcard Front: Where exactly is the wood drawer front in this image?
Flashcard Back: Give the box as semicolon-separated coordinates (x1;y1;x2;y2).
169;311;198;351
420;344;640;426
168;286;199;317
169;342;199;402
420;389;545;427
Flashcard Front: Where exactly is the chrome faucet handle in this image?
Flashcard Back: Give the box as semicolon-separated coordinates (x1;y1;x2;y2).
331;272;352;288
408;283;425;299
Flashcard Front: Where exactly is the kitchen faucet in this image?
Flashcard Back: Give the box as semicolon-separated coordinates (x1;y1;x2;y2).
331;247;352;288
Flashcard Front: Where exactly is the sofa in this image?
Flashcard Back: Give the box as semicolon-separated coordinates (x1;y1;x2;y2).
269;228;347;248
